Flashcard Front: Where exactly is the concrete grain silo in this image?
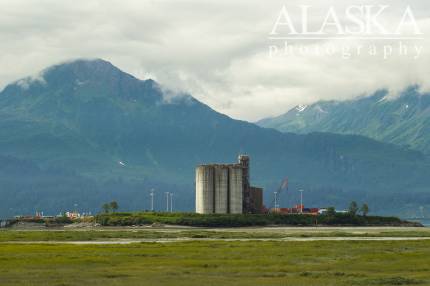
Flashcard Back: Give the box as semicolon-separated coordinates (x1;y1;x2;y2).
195;155;262;214
228;165;243;214
214;166;229;213
195;165;215;214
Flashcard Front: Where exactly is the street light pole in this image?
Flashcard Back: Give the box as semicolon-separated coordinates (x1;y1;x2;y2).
165;192;170;212
150;189;154;211
170;193;173;212
299;189;304;214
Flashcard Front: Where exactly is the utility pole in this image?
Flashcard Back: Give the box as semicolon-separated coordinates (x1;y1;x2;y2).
170;193;173;212
150;189;154;211
274;191;279;210
165;192;170;212
299;189;304;214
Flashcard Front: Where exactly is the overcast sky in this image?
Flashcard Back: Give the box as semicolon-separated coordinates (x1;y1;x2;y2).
0;0;429;121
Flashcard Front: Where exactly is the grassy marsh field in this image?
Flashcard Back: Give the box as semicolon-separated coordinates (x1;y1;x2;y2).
1;226;430;242
1;239;430;286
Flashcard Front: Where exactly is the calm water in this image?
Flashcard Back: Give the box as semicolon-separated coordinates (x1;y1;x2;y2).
406;218;430;227
420;219;430;227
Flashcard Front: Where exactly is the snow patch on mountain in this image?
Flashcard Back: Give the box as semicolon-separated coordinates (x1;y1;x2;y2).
75;79;88;86
295;105;308;112
377;96;388;103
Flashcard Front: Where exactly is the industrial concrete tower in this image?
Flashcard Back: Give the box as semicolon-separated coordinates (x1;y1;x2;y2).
195;155;263;214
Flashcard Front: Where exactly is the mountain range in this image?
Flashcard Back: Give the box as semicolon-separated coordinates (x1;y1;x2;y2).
257;87;430;154
0;59;429;218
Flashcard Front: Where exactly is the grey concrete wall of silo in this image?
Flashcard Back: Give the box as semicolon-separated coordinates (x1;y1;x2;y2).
214;166;229;214
238;155;250;213
229;165;243;214
195;165;215;214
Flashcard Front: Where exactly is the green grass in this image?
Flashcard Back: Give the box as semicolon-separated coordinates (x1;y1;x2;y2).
0;230;287;241
0;240;430;286
1;228;430;242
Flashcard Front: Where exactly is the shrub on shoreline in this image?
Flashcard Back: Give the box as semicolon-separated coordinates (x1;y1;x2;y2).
94;212;419;227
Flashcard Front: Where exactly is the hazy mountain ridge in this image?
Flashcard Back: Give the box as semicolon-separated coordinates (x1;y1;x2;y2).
257;87;430;154
0;59;429;218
